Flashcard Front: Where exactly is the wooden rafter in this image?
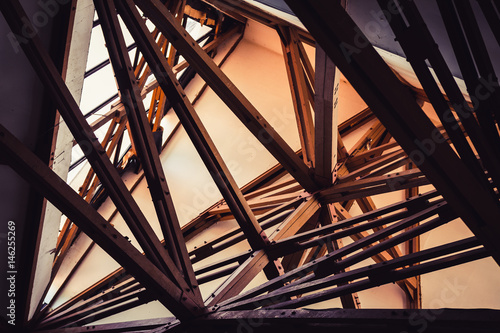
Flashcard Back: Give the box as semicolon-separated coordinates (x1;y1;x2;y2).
278;25;315;167
134;0;319;193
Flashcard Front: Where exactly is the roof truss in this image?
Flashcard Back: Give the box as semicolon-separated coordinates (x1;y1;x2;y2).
1;0;499;331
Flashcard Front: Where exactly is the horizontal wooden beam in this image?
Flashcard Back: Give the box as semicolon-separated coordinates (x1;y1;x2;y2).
179;308;499;333
35;317;173;332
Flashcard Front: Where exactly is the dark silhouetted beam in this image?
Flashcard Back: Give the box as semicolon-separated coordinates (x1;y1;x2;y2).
284;0;500;265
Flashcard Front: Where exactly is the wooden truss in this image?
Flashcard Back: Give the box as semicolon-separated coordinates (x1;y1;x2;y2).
0;0;499;332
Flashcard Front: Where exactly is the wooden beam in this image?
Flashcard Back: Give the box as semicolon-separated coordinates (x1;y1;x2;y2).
95;0;202;303
0;123;201;320
40;279;144;328
377;0;497;197
278;26;315;167
223;238;483;311
320;169;429;204
171;308;498;333
338;107;374;136
118;0;283;285
404;162;422;309
314;44;339;186
134;0;319;193
205;250;270;307
264;247;484;310
319;205;360;309
87;24;240;133
334;202;417;296
338;149;407;183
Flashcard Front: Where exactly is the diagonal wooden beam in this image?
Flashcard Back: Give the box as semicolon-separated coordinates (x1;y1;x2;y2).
87;24;239;134
436;0;500;191
338;149;407;183
94;0;202;303
320;169;429;204
134;0;319;193
39;278;143;328
216;191;440;306
278;25;316;167
269;196;322;243
204;250;270;307
338;107;375;137
270;192;440;258
0;124;202;321
377;0;498;198
0;0;192;289
223;238;483;311
272;197;322;273
264;248;485;310
322;205;361;308
116;0;269;252
53;116;127;276
333;202;417;297
476;0;500;47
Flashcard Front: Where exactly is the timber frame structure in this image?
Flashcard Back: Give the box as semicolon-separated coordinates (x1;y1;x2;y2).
1;0;500;332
